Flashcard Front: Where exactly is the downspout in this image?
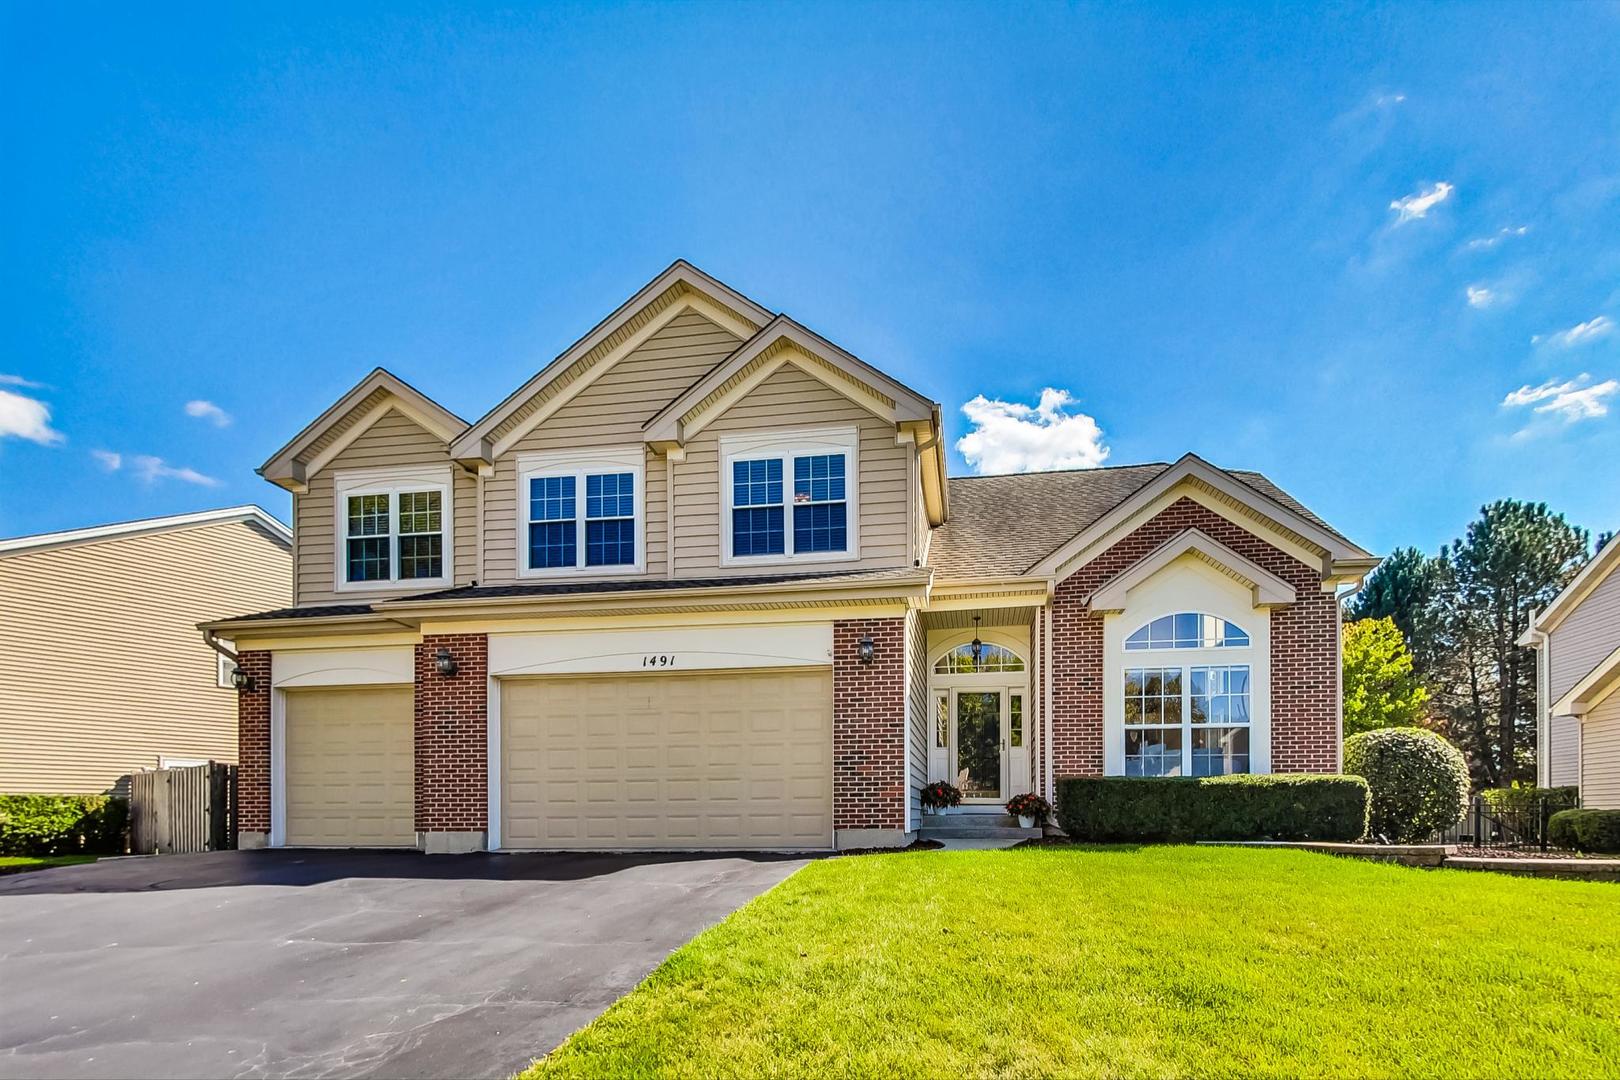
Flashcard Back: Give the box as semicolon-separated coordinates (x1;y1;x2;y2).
1043;603;1054;802
202;629;240;670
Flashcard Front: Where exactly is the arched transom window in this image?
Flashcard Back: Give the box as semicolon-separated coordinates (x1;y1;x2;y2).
934;643;1025;674
1125;612;1249;651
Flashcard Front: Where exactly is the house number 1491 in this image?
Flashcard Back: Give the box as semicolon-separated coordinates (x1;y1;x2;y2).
641;654;677;668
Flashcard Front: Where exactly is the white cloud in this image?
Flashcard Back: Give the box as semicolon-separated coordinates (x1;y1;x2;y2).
129;454;220;487
1465;285;1497;309
1389;181;1454;223
1502;373;1620;432
0;373;47;389
1375;92;1406;107
91;450;123;471
955;388;1110;474
1534;316;1615;349
1465;225;1529;251
183;399;232;427
0;388;66;445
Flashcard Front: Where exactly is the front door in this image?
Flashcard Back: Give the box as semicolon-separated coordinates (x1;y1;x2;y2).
953;690;1004;801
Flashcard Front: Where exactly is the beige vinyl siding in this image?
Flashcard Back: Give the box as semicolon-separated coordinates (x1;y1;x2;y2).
1549;714;1581;787
294;408;472;604
0;521;291;794
906;609;926;828
482;311;743;583
1581;692;1620;809
1548;566;1620;701
672;364;912;576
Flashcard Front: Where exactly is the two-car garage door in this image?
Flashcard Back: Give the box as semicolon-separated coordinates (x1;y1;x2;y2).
499;669;834;850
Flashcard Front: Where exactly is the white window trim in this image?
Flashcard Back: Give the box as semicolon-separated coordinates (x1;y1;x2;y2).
515;446;646;579
1120;657;1256;777
719;425;860;567
332;464;454;593
1102;580;1272;777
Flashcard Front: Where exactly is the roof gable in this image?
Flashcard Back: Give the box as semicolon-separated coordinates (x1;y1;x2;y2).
450;261;772;462
1526;535;1620;639
643;315;934;446
0;505;290;556
1088;527;1298;611
259;369;466;492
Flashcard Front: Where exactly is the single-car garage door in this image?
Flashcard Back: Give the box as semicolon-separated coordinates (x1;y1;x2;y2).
284;686;415;847
500;668;833;850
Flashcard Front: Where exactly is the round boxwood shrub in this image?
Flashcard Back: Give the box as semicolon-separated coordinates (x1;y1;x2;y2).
1342;727;1469;843
1548;809;1620;854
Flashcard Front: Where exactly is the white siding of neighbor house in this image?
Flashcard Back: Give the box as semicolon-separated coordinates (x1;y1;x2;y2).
672;363;912;576
294;408;475;605
0;521;292;794
1583;693;1620;810
1549;566;1620;702
1549;714;1581;788
480;310;743;583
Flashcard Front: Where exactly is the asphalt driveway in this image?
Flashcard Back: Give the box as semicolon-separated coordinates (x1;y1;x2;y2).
0;849;808;1079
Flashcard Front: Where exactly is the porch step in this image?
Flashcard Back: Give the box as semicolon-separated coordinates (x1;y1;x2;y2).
919;813;1041;840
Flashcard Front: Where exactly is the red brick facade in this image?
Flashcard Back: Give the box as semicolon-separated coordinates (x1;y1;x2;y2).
235;650;272;834
832;617;907;831
1049;496;1340;779
413;634;488;832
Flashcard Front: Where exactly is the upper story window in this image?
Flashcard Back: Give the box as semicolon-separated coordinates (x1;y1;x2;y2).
517;449;643;577
1125;612;1249;651
720;427;859;566
333;467;452;591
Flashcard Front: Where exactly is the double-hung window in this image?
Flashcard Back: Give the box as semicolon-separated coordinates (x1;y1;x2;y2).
333;469;452;590
722;428;857;564
1121;613;1253;776
518;450;643;576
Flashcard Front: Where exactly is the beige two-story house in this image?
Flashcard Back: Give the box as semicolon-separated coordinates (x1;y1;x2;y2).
203;261;1376;852
1522;536;1620;808
2;506;291;794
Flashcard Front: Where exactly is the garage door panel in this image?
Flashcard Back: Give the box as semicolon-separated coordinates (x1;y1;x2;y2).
501;669;833;850
285;687;414;848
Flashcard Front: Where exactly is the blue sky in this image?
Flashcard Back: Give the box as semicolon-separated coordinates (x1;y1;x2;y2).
3;3;1617;556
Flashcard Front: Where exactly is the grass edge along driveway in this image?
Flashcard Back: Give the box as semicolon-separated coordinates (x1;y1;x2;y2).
525;845;1620;1079
0;855;97;876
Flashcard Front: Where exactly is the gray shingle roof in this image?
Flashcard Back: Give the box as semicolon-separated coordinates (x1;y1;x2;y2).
929;463;1349;580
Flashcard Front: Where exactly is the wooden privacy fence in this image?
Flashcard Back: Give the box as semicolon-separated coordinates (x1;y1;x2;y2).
129;762;237;855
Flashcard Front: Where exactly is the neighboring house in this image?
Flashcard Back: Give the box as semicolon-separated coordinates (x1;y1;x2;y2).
0;507;292;794
1521;536;1620;809
202;261;1376;853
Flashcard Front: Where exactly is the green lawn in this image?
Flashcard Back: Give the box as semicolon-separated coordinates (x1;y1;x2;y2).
527;846;1620;1079
0;855;97;875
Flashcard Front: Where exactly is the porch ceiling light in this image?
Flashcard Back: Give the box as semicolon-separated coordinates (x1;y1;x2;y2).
435;646;459;677
230;666;254;692
858;635;876;665
970;615;984;670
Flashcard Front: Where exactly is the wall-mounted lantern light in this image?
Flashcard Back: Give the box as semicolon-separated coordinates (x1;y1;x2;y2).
230;666;255;692
435;646;459;677
858;635;876;665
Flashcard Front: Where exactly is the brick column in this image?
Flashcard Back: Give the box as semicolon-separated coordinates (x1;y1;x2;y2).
413;634;489;853
832;617;907;847
235;650;272;848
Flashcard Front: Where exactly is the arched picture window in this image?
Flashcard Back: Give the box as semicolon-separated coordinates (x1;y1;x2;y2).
1124;613;1249;651
933;643;1025;674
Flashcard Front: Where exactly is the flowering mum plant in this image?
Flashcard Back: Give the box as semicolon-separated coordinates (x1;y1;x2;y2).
1005;792;1052;824
921;781;963;809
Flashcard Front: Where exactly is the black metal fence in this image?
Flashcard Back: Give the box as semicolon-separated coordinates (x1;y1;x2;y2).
1431;794;1577;851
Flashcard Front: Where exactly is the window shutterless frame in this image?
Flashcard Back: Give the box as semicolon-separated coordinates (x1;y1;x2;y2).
718;426;860;566
331;465;454;592
514;447;646;578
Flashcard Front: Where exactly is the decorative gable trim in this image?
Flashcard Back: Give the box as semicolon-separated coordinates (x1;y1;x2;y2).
1087;528;1297;612
1551;644;1620;717
1522;535;1620;642
258;369;466;493
449;261;771;463
643;316;933;445
1029;454;1376;584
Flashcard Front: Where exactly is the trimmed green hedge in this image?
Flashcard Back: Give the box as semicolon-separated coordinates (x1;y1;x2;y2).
1343;727;1470;844
1055;775;1369;843
1480;786;1580;815
1548;809;1620;854
0;795;128;856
